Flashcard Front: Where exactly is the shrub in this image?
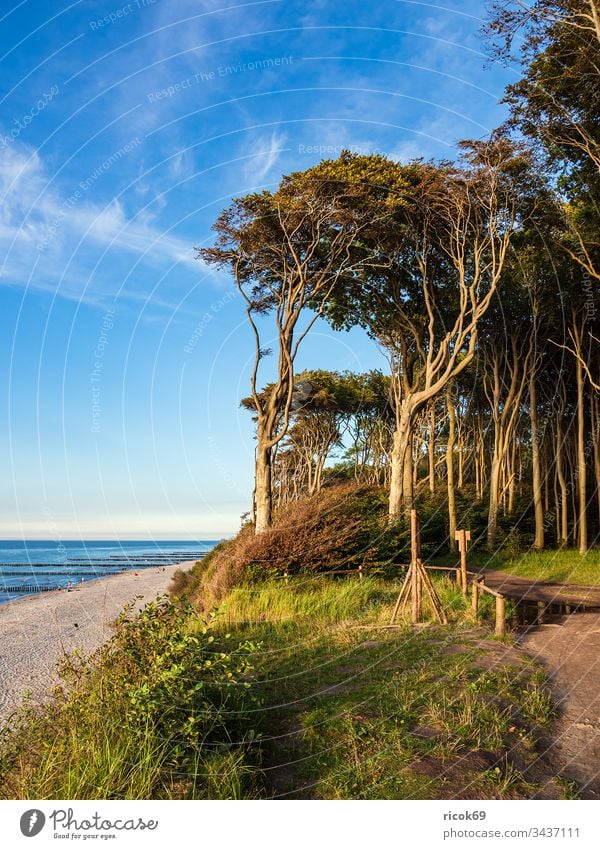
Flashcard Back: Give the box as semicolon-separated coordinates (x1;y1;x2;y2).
183;483;411;609
0;598;260;799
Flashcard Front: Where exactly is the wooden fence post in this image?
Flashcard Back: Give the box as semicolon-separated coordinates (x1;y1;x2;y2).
471;580;479;617
454;529;471;596
411;556;418;624
537;600;546;624
495;595;506;636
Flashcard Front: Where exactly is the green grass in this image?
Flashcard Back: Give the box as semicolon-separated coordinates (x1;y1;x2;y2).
211;576;560;799
463;548;600;586
0;575;564;800
216;576;392;626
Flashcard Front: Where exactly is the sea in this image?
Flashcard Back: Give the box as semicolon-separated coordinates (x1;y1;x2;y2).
0;540;217;605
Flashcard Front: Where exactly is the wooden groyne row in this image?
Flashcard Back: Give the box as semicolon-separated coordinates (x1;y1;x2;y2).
0;570;125;577
67;553;207;562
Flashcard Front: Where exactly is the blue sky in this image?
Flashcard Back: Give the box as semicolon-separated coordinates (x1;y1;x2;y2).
0;0;520;539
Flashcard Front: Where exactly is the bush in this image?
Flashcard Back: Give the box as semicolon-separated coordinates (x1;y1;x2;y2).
182;483;411;609
0;598;260;799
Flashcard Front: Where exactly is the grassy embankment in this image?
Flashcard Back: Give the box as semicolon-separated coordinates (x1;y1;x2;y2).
468;549;600;586
0;483;585;800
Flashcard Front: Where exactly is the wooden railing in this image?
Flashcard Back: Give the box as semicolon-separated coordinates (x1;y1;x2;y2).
267;512;514;636
469;577;507;636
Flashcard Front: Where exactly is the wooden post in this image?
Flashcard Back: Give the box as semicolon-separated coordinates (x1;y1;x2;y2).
471;580;479;617
537;600;546;625
495;595;506;636
411;509;421;560
454;529;471;596
391;510;447;626
411;557;418;624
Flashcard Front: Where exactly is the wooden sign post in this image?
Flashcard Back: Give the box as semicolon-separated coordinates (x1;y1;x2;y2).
390;510;448;626
454;529;471;596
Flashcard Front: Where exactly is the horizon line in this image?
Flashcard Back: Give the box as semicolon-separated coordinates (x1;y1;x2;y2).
0;535;234;542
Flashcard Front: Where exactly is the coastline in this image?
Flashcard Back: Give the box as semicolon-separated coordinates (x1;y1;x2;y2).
0;559;196;729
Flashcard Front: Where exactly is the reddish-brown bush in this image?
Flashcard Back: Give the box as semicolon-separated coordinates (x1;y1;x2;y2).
172;483;401;611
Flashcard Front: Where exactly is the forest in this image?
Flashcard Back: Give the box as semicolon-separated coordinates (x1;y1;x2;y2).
200;0;600;557
4;0;600;806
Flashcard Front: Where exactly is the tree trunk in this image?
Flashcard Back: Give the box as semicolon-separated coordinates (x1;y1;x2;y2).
487;450;501;551
576;353;588;554
457;423;464;491
570;441;578;544
592;393;600;528
413;432;419;491
255;440;273;534
556;419;569;546
403;434;414;515
446;390;457;551
428;403;436;494
508;437;516;515
544;444;550;514
485;341;526;551
389;409;412;520
478;419;488;494
529;373;545;549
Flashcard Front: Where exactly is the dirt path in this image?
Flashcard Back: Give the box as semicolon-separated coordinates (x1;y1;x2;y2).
0;561;195;729
520;612;600;798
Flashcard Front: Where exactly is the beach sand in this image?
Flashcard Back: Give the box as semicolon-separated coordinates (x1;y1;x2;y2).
0;560;196;729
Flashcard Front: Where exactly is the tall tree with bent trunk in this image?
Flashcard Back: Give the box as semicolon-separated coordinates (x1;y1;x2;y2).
321;138;535;521
199;165;397;533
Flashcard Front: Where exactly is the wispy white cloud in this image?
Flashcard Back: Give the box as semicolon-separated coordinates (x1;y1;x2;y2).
0;140;201;305
240;129;288;188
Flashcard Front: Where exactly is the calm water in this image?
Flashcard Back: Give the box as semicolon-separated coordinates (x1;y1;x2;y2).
0;540;217;604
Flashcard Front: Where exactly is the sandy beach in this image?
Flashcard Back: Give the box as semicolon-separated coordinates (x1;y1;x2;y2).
0;560;196;729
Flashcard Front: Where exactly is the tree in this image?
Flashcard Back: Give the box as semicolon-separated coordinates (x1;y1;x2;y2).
487;0;600;173
283;370;350;497
319;139;535;520
481;293;532;551
264;369;392;501
199;171;397;532
487;0;600;285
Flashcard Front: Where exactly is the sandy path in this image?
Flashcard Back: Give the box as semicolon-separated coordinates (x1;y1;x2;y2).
0;561;195;729
520;612;600;798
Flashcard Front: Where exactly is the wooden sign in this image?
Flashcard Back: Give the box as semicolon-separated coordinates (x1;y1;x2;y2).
454;529;471;552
